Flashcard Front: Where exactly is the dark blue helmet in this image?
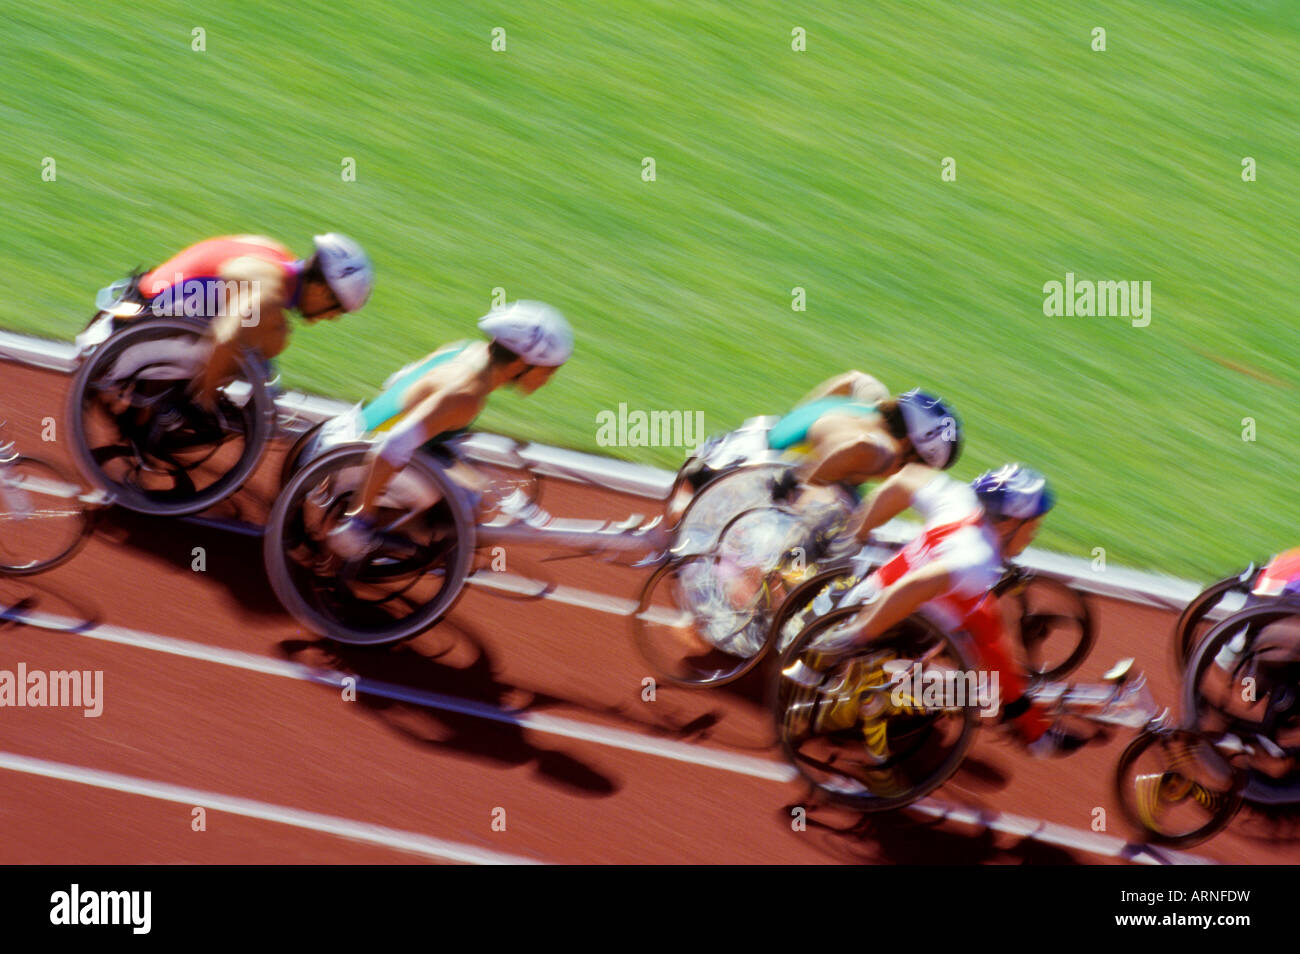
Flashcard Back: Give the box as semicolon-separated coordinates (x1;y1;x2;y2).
971;464;1054;521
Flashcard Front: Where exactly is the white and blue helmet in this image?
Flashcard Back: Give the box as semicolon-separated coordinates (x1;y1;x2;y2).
312;233;373;311
898;389;962;469
478;300;574;367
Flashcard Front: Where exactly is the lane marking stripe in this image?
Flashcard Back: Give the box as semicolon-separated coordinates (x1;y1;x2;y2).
0;750;541;865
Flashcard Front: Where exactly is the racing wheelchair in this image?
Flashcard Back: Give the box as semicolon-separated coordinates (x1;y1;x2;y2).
1114;557;1300;847
770;586;1149;812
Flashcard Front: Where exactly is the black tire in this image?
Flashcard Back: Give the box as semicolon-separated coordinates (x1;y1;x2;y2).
1114;727;1244;848
993;573;1095;682
263;443;475;646
1174;571;1255;673
66;317;274;517
278;420;326;489
1183;605;1300;804
0;456;95;575
771;606;980;812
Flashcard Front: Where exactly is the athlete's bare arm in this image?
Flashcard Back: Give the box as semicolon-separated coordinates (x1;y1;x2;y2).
847;464;936;542
849;561;953;643
195;257;289;405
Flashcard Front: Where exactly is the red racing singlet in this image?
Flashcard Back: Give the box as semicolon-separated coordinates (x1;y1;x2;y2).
138;236;300;311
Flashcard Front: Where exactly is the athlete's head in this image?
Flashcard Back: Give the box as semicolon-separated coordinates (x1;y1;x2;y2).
878;389;962;471
971;463;1054;557
299;233;373;320
478;300;574;393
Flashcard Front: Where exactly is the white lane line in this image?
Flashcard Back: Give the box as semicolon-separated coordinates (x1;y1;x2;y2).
0;750;541;865
908;800;1214;866
0;604;796;782
464;571;691;625
0;603;1213;864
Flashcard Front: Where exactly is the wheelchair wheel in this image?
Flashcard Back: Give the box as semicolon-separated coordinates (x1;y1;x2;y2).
1183;605;1300;803
263;444;475;646
765;563;858;657
670;461;788;556
633;552;779;686
1174;571;1254;672
1114;727;1244;847
0;456;95;575
993;573;1094;682
66;318;274;516
772;607;979;812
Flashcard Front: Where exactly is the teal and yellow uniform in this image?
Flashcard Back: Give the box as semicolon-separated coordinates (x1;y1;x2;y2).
360;341;472;438
766;395;877;453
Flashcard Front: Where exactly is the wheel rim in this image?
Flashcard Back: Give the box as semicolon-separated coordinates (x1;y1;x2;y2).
0;458;90;574
1000;577;1093;682
1115;728;1242;846
67;319;271;516
633;553;776;686
774;609;978;811
1184;606;1300;798
264;446;474;645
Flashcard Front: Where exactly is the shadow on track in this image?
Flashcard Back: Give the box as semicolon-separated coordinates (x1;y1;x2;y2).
777;794;1080;864
276;619;622;797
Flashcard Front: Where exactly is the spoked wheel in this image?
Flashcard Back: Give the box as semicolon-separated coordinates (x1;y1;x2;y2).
1114;727;1244;847
0;456;95;575
1184;606;1300;804
264;444;475;645
1174;570;1255;673
66;317;274;516
772;607;979;812
994;572;1094;682
766;563;859;657
670;462;856;557
633;553;781;687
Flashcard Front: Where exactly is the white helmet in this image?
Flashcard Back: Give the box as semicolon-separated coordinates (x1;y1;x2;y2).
312;233;373;311
897;389;962;469
477;300;573;367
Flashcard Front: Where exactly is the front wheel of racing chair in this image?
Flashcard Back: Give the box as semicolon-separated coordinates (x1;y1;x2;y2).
772;606;980;812
0;441;98;575
264;443;476;646
1114;725;1245;848
66;317;276;516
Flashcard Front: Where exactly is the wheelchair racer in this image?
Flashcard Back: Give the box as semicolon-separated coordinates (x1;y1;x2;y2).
326;300;573;559
781;462;1081;759
76;232;374;409
668;376;961;526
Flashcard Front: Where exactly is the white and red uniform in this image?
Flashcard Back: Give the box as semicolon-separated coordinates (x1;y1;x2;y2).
845;473;1044;733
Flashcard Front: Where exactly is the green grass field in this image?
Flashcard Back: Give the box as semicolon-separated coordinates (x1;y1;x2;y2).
3;1;1299;578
